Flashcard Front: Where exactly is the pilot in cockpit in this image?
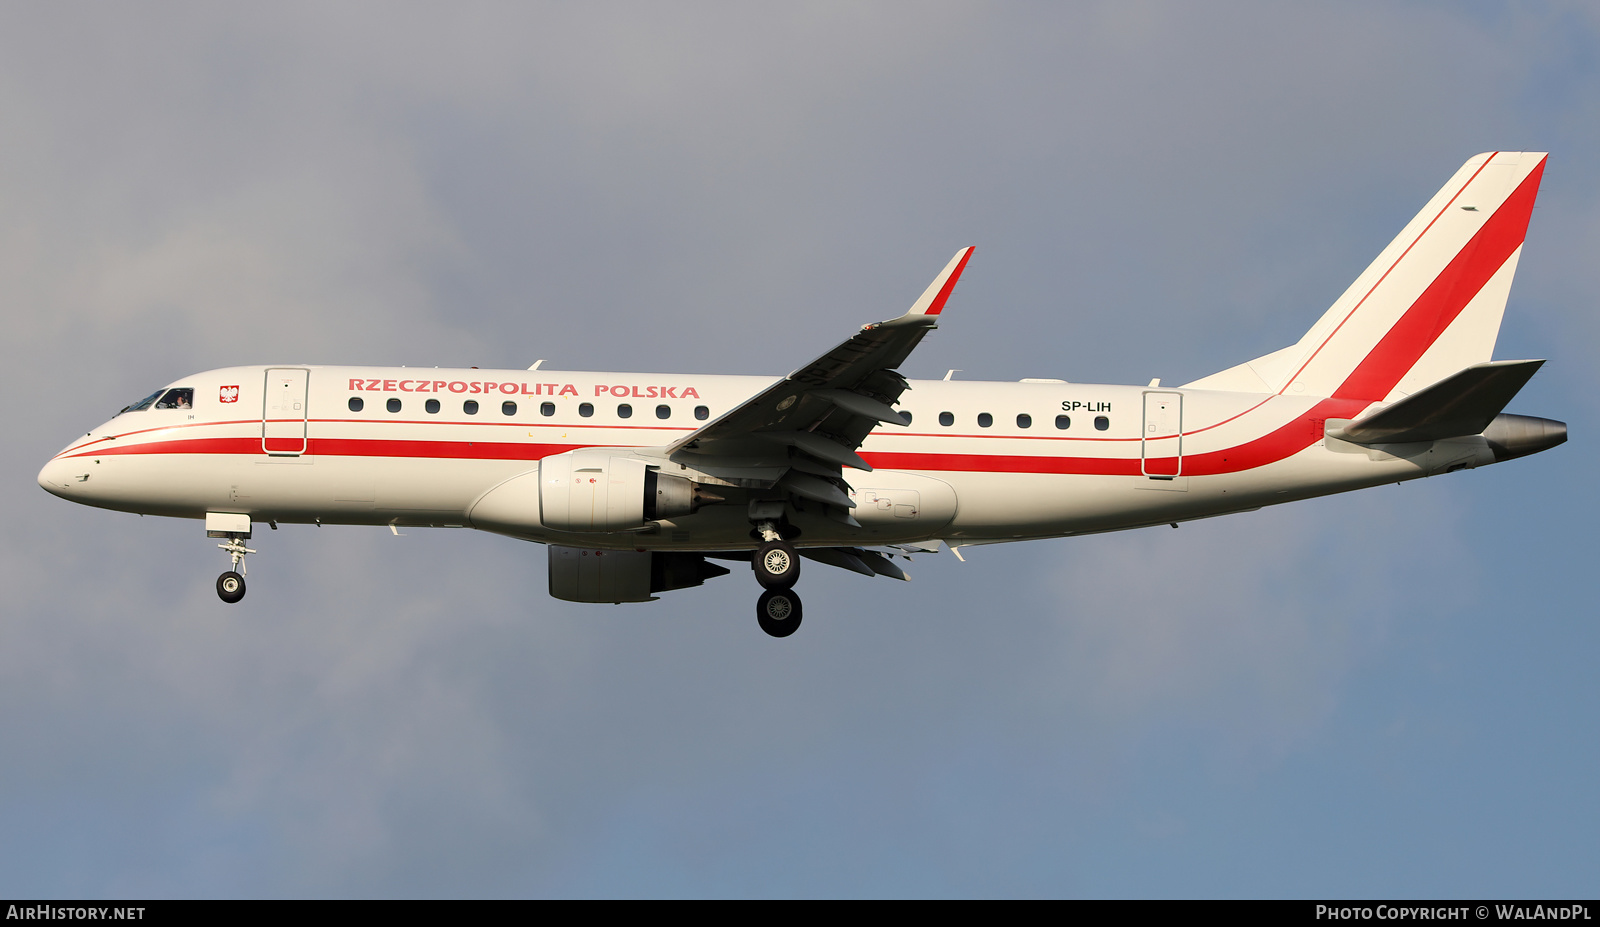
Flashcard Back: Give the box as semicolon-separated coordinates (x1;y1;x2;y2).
153;388;193;410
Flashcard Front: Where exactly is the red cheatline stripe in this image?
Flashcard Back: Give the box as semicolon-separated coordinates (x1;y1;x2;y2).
1180;397;1365;474
53;417;701;461
923;247;974;316
311;438;587;460
56;418;262;455
68;437;588;461
67;437;256;458
1334;157;1545;401
68;398;1372;476
861;397;1368;475
859;451;1141;476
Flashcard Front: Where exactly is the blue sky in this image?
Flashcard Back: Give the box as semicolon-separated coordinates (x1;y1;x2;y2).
2;2;1596;897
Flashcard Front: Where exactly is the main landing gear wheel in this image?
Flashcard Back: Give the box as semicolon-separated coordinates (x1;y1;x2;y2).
216;571;246;604
757;588;803;638
753;539;800;590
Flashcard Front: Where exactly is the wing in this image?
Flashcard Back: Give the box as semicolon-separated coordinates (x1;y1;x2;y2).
667;247;974;522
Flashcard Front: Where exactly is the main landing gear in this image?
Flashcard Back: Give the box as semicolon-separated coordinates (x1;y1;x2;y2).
751;521;802;638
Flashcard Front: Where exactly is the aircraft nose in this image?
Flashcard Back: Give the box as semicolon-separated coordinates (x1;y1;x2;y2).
37;455;80;498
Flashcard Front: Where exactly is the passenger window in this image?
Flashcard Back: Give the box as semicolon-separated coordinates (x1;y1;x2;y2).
1094;415;1109;431
977;413;993;428
387;398;402;413
939;412;954;427
1016;413;1031;428
540;402;555;417
1055;415;1070;430
695;405;709;421
618;404;632;418
502;401;517;416
464;400;479;415
656;405;671;419
154;388;194;410
348;397;364;412
579;403;594;417
425;399;440;414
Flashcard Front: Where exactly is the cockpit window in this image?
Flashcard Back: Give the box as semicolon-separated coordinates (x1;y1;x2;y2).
120;389;165;414
154;388;193;410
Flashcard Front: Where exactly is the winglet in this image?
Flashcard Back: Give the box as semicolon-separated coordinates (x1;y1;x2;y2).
903;247;975;318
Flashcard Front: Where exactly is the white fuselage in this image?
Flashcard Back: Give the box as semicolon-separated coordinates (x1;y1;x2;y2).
38;364;1494;551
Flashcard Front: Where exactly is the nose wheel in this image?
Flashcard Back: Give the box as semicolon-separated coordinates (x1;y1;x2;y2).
217;571;246;603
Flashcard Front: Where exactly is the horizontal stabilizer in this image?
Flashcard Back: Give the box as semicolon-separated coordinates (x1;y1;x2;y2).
1333;359;1544;444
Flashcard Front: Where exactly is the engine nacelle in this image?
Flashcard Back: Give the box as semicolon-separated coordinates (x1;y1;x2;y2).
538;449;714;532
539;449;648;531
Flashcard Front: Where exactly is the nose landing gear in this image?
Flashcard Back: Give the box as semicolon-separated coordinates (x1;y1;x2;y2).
214;534;256;603
206;513;256;604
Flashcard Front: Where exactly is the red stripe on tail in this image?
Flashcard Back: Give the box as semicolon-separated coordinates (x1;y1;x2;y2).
1335;157;1546;401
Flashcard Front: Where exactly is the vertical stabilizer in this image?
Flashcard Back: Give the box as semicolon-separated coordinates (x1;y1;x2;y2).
1186;153;1547;402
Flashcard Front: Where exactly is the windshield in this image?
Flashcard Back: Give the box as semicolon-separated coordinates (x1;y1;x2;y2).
119;389;165;415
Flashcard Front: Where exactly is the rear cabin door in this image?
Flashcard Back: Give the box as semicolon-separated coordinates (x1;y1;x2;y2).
262;368;309;456
1141;391;1183;478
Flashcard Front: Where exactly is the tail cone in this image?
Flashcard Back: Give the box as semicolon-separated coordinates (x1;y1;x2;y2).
1482;413;1567;462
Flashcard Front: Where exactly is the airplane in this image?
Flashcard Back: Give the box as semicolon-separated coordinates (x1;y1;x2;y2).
38;152;1567;638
